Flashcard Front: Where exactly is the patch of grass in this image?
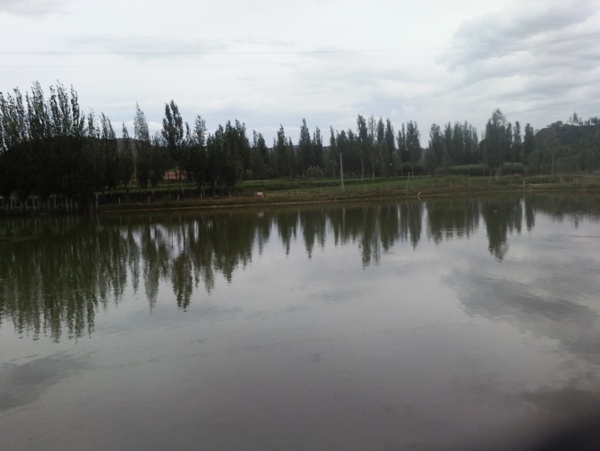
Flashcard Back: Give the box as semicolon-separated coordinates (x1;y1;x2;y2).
6;174;600;216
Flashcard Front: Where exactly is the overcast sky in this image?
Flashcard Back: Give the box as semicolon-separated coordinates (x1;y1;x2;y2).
1;0;599;144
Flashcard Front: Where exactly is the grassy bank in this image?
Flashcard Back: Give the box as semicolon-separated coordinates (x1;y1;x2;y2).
97;174;600;213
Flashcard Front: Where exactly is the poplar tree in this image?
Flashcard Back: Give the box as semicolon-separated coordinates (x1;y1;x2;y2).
384;119;396;176
120;123;135;193
425;123;445;173
134;103;152;191
298;118;312;175
397;124;408;172
25;81;49;141
523;123;535;163
161;100;188;190
356;115;368;181
100;113;119;195
405;121;421;168
484;109;510;177
311;126;323;171
250;130;269;179
273;125;294;177
375;117;389;177
451;122;465;165
511;121;522;164
185;115;207;194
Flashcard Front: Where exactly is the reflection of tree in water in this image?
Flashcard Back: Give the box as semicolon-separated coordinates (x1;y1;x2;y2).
328;205;381;266
525;200;535;231
379;204;400;252
481;198;523;260
300;208;327;259
275;210;298;255
141;223;173;307
360;206;382;267
255;212;271;256
209;213;255;281
323;202;423;266
424;197;530;260
2;195;597;340
426;199;480;244
525;194;600;227
399;202;423;249
0;217;132;341
139;213;257;309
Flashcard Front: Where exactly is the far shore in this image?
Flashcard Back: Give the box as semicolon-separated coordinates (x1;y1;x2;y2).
98;174;600;214
2;174;599;217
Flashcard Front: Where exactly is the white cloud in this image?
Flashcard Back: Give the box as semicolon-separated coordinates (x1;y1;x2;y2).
65;35;229;61
1;0;599;143
439;0;600;124
0;0;68;16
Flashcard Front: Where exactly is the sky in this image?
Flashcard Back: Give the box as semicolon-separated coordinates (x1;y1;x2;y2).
1;0;599;145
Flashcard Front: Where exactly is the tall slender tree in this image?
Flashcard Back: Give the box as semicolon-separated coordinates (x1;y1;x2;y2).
484;109;510;177
356;115;368;181
298;118;312;176
406;121;421;169
273;125;294;177
523;123;535;163
184;115;208;194
511;121;522;164
120;123;135;194
311;126;323;169
134;103;152;192
384;119;396;176
425;123;445;173
161;100;189;191
250;130;269;179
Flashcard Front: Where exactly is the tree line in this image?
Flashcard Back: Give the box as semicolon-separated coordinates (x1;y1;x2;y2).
1;82;599;206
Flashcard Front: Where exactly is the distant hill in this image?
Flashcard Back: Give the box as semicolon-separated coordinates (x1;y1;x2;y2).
533;122;600;173
536;122;600;145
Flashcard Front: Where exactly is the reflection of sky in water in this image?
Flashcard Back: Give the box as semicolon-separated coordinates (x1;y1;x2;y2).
1;196;600;449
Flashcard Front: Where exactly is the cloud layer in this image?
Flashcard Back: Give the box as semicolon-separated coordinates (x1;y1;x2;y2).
441;0;600;122
1;0;599;143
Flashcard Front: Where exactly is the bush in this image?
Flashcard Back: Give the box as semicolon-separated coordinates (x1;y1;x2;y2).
527;175;560;184
444;164;489;177
306;166;324;178
501;162;526;175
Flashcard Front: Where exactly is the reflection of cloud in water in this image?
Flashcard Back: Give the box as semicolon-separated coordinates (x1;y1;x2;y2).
445;253;600;364
308;286;368;304
0;353;91;412
522;388;600;415
193;304;243;321
280;304;309;314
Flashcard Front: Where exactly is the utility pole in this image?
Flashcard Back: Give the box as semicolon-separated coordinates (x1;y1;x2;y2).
340;152;345;191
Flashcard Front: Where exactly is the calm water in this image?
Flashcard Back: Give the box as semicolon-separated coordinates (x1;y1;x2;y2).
1;194;600;450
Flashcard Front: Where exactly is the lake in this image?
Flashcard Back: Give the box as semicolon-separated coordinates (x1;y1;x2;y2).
1;194;600;450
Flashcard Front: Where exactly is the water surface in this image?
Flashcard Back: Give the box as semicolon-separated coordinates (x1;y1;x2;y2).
1;194;600;450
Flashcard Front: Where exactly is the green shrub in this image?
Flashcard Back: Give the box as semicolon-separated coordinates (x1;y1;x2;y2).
306;166;324;178
444;164;489;177
501;162;526;175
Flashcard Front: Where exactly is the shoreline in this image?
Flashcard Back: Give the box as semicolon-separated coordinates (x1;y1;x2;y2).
99;182;599;214
2;176;599;217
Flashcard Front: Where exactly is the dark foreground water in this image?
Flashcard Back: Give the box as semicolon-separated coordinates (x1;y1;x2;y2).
1;194;600;450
